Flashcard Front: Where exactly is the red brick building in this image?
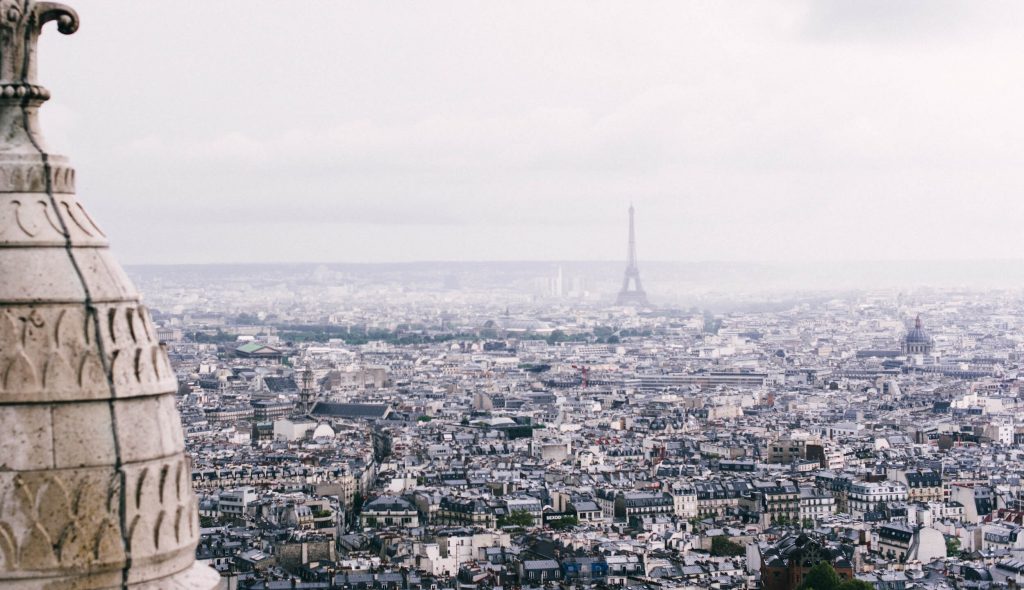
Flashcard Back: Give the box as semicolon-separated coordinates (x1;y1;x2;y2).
760;534;855;590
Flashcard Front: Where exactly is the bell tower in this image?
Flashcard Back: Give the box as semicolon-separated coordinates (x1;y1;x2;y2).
299;366;316;413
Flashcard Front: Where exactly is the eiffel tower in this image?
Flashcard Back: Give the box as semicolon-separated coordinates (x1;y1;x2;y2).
616;204;649;306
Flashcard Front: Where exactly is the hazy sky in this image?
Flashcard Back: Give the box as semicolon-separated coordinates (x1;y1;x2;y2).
36;1;1024;264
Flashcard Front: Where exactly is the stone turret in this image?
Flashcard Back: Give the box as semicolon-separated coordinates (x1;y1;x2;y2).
0;2;219;588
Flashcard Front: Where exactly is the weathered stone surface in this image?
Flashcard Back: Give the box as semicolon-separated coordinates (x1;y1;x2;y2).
0;1;219;588
0;303;176;402
52;401;116;468
0;405;53;470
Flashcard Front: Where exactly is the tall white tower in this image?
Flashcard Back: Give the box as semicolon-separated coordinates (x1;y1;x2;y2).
616;204;649;306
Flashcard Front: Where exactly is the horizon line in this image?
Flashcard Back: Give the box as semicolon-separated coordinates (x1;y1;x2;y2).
123;257;1024;268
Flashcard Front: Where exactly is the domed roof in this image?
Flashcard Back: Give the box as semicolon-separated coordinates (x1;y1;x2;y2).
312;423;336;439
904;315;932;343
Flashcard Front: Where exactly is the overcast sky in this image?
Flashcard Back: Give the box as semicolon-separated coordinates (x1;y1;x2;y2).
36;1;1024;265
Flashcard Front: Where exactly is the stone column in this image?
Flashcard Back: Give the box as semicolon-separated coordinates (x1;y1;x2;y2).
0;2;220;588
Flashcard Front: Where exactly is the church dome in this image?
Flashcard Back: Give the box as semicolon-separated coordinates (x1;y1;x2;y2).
904;315;932;343
902;315;934;357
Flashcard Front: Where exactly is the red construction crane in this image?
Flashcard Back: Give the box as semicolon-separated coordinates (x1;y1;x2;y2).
571;364;589;388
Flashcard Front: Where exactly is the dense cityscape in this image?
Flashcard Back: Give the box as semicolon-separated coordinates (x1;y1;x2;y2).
132;216;1024;590
3;2;1023;589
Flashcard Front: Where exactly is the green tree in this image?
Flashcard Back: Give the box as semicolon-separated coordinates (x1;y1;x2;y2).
497;510;534;527
191;329;236;344
546;330;569;344
798;562;840;590
710;536;745;557
352;491;364;514
235;312;262;325
836;580;874;590
945;536;961;557
549;515;579;530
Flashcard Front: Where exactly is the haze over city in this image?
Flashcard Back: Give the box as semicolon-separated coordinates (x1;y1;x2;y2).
37;1;1024;267
7;2;1024;589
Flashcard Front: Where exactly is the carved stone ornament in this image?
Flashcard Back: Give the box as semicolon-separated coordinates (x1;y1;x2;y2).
0;1;220;588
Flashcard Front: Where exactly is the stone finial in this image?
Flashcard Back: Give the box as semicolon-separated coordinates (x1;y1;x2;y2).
0;0;78;155
0;2;220;588
0;1;78;89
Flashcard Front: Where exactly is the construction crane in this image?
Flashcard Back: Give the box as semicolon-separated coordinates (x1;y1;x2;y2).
571;364;589;388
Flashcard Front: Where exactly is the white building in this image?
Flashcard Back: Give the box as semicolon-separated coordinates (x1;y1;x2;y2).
219;486;258;520
799;486;836;523
671;485;698;519
848;481;908;517
274;418;317;441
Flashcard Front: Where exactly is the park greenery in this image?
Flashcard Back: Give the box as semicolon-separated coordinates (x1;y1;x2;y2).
946;536;961;557
710;536;745;557
190;323;664;347
548;515;579;530
796;563;873;590
497;510;534;528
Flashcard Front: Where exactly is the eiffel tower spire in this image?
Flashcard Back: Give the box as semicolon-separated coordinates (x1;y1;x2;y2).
616;204;649;306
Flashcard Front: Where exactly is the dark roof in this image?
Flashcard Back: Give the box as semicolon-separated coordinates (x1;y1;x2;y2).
364;495;414;512
310;402;390;419
906;470;942;486
523;559;560;570
263;376;297;392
